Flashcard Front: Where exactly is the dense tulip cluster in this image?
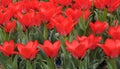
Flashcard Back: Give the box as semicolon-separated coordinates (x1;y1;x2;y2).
0;40;60;60
0;0;120;69
66;34;101;58
0;0;91;35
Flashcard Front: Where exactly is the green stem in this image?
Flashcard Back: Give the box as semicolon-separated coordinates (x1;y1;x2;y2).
25;29;29;42
43;23;47;40
78;59;81;69
5;57;11;69
110;14;113;26
26;60;32;69
51;58;56;69
8;31;12;41
103;8;107;21
106;58;117;69
48;58;56;69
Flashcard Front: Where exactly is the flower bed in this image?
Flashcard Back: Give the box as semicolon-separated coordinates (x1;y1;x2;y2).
0;0;120;69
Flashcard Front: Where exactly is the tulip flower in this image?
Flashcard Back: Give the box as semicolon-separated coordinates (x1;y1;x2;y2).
66;39;89;59
94;0;120;12
108;25;120;40
77;35;88;42
47;18;56;29
2;4;19;23
0;12;4;25
77;34;101;50
94;0;108;10
23;0;39;11
17;40;39;60
39;40;60;58
4;21;16;33
65;9;91;22
58;0;72;6
0;40;17;56
0;0;12;7
107;0;120;12
82;10;91;20
50;0;59;6
87;34;102;49
52;15;74;36
98;39;120;58
16;11;33;27
17;10;41;27
65;8;82;22
38;2;62;21
89;21;108;34
72;0;92;10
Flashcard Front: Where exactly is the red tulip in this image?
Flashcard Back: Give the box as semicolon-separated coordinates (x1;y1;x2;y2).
94;0;120;12
7;3;20;17
38;2;62;21
21;0;39;12
24;0;39;10
82;10;91;20
50;0;59;6
17;10;41;27
107;0;120;12
28;11;42;26
87;34;101;49
15;0;39;12
0;7;15;24
72;0;92;10
89;21;108;34
47;18;56;29
39;40;60;58
94;0;108;10
66;39;89;59
65;8;82;22
13;1;28;13
98;39;120;58
16;11;33;27
0;12;4;25
77;34;101;50
108;25;120;40
17;40;39;60
0;0;12;7
4;21;16;33
0;40;17;56
65;8;91;22
58;0;72;6
52;15;74;36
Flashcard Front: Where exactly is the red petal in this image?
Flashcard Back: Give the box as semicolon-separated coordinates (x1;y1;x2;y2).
44;40;53;47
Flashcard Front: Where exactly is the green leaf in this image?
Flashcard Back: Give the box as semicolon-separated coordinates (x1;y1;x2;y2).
26;60;33;69
41;62;50;69
19;59;26;69
106;58;117;69
12;55;18;69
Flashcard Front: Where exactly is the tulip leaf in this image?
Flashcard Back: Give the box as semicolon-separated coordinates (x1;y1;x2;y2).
97;9;107;21
106;58;117;69
19;59;26;69
26;60;33;69
0;53;11;69
41;62;50;69
32;59;37;69
116;7;120;23
78;17;85;31
59;36;66;53
12;55;18;69
0;29;6;43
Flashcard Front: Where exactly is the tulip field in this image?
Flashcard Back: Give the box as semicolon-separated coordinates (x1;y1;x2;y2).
0;0;120;69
